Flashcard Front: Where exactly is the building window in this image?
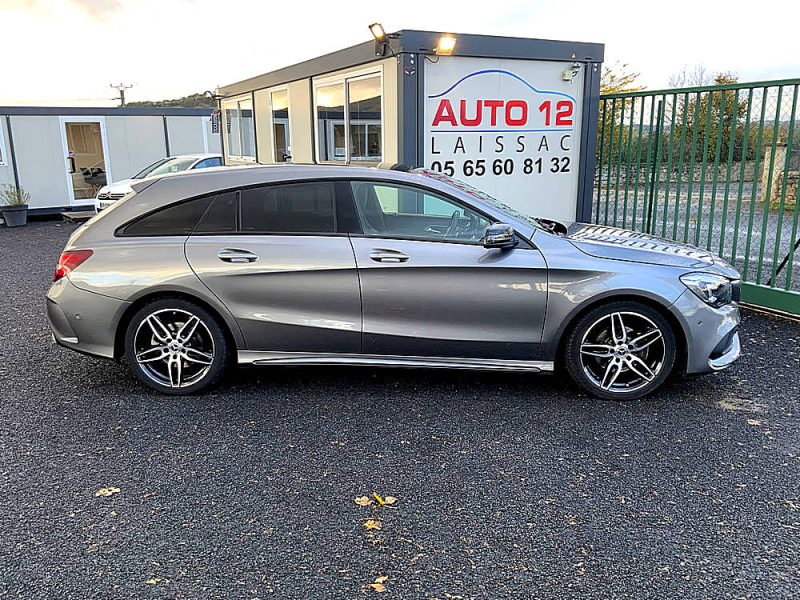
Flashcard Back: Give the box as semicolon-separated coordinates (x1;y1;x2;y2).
269;88;291;163
223;96;255;161
348;76;382;161
314;71;382;164
0;120;7;166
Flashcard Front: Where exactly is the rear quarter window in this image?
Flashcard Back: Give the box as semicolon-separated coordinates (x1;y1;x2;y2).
120;196;214;236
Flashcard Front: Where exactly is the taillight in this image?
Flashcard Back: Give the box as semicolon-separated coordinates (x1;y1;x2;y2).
53;249;93;282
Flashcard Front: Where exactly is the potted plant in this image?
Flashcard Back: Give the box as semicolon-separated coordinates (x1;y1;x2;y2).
0;184;31;227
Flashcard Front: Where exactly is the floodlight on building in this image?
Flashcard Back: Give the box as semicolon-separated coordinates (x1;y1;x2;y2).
435;34;457;56
369;23;398;56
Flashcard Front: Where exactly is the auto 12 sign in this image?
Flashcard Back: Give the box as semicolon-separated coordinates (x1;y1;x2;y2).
424;56;584;221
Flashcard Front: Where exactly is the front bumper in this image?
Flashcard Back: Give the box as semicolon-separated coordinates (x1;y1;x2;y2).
47;276;129;359
669;289;742;374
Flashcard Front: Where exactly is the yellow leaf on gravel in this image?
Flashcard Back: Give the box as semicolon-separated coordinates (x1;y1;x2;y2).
383;496;397;505
95;487;120;497
373;492;385;505
364;519;382;530
746;419;762;426
355;496;373;507
369;583;386;592
144;578;162;585
375;576;388;583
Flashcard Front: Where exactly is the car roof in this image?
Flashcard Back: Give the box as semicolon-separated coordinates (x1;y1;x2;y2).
166;153;222;160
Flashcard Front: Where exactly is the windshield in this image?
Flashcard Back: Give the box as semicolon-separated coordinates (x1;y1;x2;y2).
132;158;169;179
414;168;542;230
135;157;198;179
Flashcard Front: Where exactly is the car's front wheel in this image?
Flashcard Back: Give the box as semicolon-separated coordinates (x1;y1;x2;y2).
124;298;229;395
564;301;676;400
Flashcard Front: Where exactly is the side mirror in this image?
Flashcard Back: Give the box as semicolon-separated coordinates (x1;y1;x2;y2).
483;223;518;249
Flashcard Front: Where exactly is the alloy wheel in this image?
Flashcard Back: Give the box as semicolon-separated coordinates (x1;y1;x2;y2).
578;311;666;394
133;308;215;389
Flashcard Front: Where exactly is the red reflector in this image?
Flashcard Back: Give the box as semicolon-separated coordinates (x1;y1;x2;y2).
53;249;93;282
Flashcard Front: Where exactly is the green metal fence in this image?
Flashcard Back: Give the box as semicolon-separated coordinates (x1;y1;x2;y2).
594;78;800;315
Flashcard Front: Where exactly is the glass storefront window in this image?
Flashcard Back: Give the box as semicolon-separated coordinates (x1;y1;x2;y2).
316;83;346;162
223;96;255;161
348;75;382;162
314;71;382;164
270;89;291;162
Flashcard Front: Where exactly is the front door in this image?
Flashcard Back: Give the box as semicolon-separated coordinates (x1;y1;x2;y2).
61;118;110;205
348;180;548;360
185;182;361;353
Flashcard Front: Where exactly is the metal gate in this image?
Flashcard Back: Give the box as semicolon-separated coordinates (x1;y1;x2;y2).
594;78;800;315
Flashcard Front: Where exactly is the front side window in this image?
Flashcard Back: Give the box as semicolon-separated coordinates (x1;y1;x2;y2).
223;96;255;161
270;89;291;162
315;72;382;164
350;181;490;243
240;182;336;234
193;157;222;170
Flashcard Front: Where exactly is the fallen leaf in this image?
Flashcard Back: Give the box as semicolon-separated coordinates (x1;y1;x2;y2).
144;578;162;585
375;576;389;584
372;492;385;505
383;496;397;506
746;419;762;426
364;519;382;530
355;496;373;507
95;487;120;497
368;583;386;592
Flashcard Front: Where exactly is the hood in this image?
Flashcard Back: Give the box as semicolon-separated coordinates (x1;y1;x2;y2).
97;179;136;196
564;222;739;276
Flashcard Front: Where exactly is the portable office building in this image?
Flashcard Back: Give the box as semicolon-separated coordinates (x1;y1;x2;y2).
0;107;220;213
216;30;604;221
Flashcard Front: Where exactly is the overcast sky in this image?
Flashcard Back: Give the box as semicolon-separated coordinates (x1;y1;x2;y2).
1;0;798;106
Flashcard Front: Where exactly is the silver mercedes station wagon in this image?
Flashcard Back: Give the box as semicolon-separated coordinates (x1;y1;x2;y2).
46;165;741;399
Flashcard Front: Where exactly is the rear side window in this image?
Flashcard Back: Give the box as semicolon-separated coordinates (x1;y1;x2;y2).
196;191;237;233
240;182;336;233
121;196;213;236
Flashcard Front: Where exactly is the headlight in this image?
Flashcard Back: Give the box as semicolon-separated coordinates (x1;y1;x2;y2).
680;272;735;308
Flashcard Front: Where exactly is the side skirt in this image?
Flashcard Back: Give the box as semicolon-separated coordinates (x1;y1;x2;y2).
237;351;554;373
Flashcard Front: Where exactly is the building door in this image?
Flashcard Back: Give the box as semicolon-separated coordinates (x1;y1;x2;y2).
60;117;111;205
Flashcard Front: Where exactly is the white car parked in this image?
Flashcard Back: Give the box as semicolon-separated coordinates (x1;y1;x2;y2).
94;153;223;212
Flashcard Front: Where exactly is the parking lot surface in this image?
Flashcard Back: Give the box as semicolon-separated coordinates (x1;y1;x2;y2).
1;221;799;599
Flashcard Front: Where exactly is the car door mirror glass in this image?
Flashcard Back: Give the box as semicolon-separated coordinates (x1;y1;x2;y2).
483;223;517;249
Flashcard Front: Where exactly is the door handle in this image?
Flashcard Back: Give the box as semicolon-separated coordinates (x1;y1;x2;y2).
369;249;409;263
218;248;259;263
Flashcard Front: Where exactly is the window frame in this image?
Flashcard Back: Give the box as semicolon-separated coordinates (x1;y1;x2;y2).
267;85;292;163
222;94;256;163
313;67;384;165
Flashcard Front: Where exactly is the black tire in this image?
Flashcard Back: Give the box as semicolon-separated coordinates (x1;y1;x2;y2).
124;298;229;395
564;300;676;400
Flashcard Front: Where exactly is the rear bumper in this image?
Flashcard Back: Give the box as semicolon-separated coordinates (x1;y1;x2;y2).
46;277;129;359
669;290;741;374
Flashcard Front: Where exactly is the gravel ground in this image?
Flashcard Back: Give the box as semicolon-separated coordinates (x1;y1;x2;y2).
1;221;799;600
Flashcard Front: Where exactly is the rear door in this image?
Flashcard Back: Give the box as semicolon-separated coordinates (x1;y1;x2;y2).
185;181;361;353
347;180;548;360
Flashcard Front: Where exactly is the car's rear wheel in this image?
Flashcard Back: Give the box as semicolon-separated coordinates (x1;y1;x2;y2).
124;298;229;395
564;301;676;400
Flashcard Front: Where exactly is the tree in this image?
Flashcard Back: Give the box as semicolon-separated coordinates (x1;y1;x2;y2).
597;63;645;164
127;92;215;108
668;65;712;88
670;72;757;163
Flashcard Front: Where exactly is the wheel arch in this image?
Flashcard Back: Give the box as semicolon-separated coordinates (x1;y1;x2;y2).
114;290;241;361
551;293;688;375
